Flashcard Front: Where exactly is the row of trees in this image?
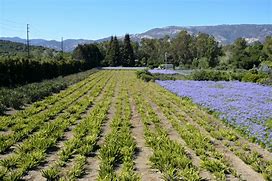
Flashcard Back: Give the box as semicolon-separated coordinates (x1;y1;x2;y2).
220;37;272;69
73;34;135;67
73;31;272;70
134;31;272;70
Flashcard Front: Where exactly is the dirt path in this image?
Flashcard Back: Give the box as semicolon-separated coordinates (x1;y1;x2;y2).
129;97;163;181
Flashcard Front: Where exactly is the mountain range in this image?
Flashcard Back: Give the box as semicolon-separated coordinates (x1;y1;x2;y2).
1;24;272;52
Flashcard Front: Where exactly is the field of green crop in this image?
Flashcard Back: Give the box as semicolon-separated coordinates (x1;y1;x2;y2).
0;70;271;181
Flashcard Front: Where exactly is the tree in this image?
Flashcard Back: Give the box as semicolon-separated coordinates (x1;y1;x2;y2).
230;38;249;69
194;33;221;67
263;36;272;61
245;41;264;69
104;36;114;66
171;31;193;67
104;36;121;66
73;44;103;68
121;34;135;66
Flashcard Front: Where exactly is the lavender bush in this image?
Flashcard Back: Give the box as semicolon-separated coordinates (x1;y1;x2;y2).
148;69;177;75
156;80;272;148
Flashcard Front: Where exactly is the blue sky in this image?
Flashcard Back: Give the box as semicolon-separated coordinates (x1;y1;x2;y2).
0;0;271;40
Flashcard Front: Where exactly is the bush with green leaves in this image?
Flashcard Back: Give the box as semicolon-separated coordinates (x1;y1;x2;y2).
136;69;154;82
241;71;269;83
191;69;244;81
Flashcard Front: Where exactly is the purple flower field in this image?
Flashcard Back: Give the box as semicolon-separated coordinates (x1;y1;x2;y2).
156;80;272;147
148;69;177;75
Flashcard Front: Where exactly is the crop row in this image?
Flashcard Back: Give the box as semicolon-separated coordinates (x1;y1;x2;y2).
148;82;272;180
0;69;98;115
98;75;139;180
0;71;107;153
128;74;201;180
0;71;103;130
0;71;113;180
41;73;116;180
143;85;237;180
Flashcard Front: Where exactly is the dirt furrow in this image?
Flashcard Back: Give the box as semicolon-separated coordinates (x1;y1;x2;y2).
129;97;163;181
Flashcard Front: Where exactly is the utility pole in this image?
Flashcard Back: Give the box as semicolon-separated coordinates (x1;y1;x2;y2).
26;24;30;59
61;37;64;53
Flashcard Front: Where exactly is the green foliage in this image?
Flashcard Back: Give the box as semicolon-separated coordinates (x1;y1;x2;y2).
104;36;121;66
197;57;210;69
0;40;56;57
41;167;60;181
191;69;243;81
121;34;135;66
136;70;154;82
73;43;103;67
193;33;222;67
263;36;272;61
0;56;87;86
191;69;270;83
76;32;272;69
241;71;269;83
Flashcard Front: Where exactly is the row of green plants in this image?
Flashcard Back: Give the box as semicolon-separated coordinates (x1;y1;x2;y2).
0;72;113;180
149;82;272;180
130;74;201;180
0;72;108;153
0;68;98;115
98;77;139;180
41;75;116;180
136;69;184;82
145;85;238;180
0;71;103;130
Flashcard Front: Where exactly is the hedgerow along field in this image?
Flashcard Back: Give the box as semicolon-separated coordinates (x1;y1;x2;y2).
0;70;271;181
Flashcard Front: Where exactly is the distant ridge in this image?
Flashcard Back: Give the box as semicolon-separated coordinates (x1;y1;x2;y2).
1;24;272;52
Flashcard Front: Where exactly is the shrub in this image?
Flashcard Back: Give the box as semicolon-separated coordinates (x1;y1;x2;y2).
191;69;263;82
242;72;269;83
0;103;5;114
198;57;209;69
136;70;154;82
191;70;230;81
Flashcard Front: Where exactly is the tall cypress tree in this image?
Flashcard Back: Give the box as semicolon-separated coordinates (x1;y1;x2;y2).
105;36;114;66
104;36;120;66
122;34;135;66
112;36;121;66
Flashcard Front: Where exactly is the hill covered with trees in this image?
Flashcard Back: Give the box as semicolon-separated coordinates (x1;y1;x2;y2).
0;40;58;57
